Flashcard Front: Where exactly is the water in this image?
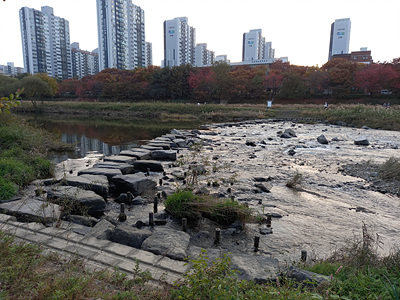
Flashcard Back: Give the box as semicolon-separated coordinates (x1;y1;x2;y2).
23;114;201;163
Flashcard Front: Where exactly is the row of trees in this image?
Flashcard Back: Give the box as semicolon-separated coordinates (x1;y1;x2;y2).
1;58;400;103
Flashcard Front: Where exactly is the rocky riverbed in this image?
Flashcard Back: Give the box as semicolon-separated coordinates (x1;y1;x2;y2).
2;119;400;282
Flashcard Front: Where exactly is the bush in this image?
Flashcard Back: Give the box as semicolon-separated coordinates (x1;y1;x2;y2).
0;178;17;200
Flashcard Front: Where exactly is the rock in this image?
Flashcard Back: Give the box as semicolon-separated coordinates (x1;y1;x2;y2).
141;228;190;261
62;175;109;198
173;139;188;148
65;215;98;227
140;145;163;151
253;177;271;182
78;167;122;181
259;227;273;235
104;155;137;164
266;212;283;218
317;134;329;145
230;220;244;231
0;199;61;224
147;142;173;150
151;150;177;161
284;128;297;137
133;160;164;172
111;225;152;248
115;193;129;204
131;196;144;205
254;182;272;193
46;186;106;217
361;125;371;130
354;136;370;146
87;219;115;240
331;137;339;142
93;162;135;175
230;254;279;283
112;173;157;196
119;149;151;160
280;132;292;139
135;220;146;229
284;266;330;287
288;149;296;156
246;140;257;146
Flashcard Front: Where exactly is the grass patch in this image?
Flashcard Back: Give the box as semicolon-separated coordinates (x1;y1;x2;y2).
164;189;251;225
379;157;400;181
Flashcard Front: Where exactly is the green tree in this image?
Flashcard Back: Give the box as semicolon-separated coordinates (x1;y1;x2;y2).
19;76;52;108
35;73;59;97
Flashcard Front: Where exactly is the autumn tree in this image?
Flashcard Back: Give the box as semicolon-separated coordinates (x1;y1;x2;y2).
188;67;216;101
354;64;399;95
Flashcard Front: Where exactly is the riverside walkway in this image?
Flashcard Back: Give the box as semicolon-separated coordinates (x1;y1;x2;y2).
0;213;189;285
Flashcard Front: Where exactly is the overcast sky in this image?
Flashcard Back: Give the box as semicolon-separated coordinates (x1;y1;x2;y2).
1;0;399;68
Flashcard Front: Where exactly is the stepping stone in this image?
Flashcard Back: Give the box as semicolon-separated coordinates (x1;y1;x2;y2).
0;199;61;223
93;162;135;174
78;167;122;180
62;175;109;198
104;155;136;164
112;173;157;196
133;160;164;172
119;149;151;160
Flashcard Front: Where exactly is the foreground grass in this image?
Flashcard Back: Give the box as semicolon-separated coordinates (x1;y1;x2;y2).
0;114;73;200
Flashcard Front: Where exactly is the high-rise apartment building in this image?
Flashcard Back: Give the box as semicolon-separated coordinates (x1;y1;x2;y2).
328;18;351;60
264;42;275;59
243;29;265;61
71;43;99;79
195;43;214;67
19;6;72;79
0;63;26;77
96;0;146;71
146;42;153;66
163;17;196;67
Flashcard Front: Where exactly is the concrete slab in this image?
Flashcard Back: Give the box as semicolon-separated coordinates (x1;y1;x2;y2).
104;242;136;256
64;244;100;258
0;199;61;223
156;256;192;274
80;236;112;249
92;252;123;266
126;248;159;265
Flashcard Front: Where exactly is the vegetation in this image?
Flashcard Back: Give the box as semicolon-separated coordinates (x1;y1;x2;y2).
0;114;72;201
378;157;400;181
164;189;251;225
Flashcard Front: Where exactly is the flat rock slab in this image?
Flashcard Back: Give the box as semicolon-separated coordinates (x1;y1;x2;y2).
119;149;151;160
140;145;163;151
62;175;109;198
229;254;279;283
87;219;115;240
141;227;190;261
147;142;174;150
78;167;122;180
104;155;137;164
93;162;135;175
151;150;177;161
133;160;164;172
0;199;61;223
354;136;370;146
112;173;157;196
111;225;152;248
46;186;106;217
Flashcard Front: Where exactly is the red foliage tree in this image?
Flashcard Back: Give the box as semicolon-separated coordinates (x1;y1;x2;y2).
354;64;399;95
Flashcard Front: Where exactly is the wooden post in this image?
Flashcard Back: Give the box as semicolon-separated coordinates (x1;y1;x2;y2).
254;235;260;251
301;250;307;262
159;178;163;186
118;204;127;222
215;228;221;245
153;197;158;213
149;212;154;226
127;192;133;205
266;215;272;228
146;168;150;176
182;218;187;232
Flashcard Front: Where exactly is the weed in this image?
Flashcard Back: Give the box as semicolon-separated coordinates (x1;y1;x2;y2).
286;170;303;188
379;157;400;181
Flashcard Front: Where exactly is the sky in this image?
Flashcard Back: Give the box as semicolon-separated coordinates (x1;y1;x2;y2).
1;0;399;68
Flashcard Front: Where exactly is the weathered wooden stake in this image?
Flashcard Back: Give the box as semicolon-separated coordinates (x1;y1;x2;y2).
163;171;166;176
118;204;127;222
153;197;158;213
159;178;163;186
157;192;161;199
183;179;187;185
127;192;133;205
266;215;272;228
301;250;307;262
254;235;260;251
146;168;150;176
162;191;167;199
149;212;154;226
215;228;221;245
182;218;187;232
227;187;232;194
258;199;262;204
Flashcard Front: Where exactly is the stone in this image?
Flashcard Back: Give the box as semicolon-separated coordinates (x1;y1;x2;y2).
280;132;292;139
115;193;129;204
230;254;279;283
87;219;115;240
133;160;164;172
266;212;283;218
104;155;137;164
141;228;190;261
112;173;157;196
259;226;273;235
246;140;257;146
354;136;370;146
93;162;135;175
0;199;61;223
173;139;188;148
331;137;339;142
119;149;151;160
46;186;106;217
62;175;109;198
78;168;122;181
132;196;144;205
65;215;98;227
284;128;297;137
317;134;329;145
140;145;163;151
151;150;177;161
147;142;173;150
254;182;272;193
284;266;330;287
288;149;296;156
110;225;152;249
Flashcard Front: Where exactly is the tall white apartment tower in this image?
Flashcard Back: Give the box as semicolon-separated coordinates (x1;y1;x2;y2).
96;0;146;71
163;17;196;67
264;42;275;59
242;29;265;61
19;6;72;79
328;18;351;60
146;42;153;66
195;43;215;67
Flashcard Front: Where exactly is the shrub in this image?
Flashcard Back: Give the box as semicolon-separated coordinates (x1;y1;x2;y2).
0;178;17;200
379;157;400;181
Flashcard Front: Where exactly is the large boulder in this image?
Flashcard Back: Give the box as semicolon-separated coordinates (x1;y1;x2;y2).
93;162;135;175
104;155;136;164
354;136;370;146
78;167;122;181
112;173;157;196
229;254;279;283
151;150;177;161
46;186;106;217
119;149;151;160
87;219;115;240
284;266;330;287
62;175;109;198
141;228;190;261
317;134;329;145
133;160;164;172
110;225;152;248
0;199;61;224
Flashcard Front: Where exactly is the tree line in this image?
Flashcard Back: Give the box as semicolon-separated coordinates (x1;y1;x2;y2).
1;58;399;104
